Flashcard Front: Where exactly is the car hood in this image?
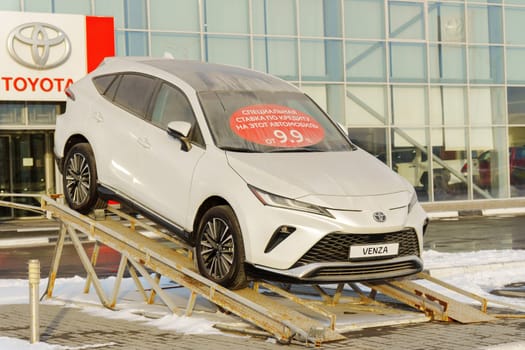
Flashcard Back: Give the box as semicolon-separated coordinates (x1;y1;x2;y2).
226;149;412;210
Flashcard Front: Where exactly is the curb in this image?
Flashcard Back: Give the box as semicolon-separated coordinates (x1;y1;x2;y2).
427;207;525;220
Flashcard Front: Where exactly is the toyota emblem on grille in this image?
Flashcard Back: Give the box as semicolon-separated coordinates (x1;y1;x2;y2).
373;211;386;223
7;22;71;70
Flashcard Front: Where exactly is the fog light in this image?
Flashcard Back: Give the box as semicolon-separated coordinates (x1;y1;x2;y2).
264;226;296;253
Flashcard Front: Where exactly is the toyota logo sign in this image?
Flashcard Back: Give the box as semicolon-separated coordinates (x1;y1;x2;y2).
373;211;386;223
7;22;71;70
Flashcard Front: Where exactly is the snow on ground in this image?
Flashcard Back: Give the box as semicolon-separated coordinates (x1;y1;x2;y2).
1;249;524;349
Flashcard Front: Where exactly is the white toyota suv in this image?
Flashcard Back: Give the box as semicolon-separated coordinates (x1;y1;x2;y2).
54;57;428;289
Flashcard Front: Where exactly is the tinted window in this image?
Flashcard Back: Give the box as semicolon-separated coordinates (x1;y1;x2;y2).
151;83;204;145
113;74;157;118
92;74;117;95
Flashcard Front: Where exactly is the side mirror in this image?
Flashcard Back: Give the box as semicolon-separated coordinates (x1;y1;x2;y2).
167;121;192;152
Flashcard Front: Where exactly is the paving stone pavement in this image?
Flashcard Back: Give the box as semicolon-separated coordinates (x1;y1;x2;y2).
0;303;524;349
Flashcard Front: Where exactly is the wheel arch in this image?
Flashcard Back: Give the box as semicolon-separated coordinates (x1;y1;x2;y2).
59;134;90;171
192;196;231;240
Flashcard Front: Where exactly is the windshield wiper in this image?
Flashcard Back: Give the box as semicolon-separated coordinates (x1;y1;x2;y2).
266;146;321;153
221;146;259;153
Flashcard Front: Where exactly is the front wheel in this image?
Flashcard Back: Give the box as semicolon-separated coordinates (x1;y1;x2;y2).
62;143;106;214
195;205;247;289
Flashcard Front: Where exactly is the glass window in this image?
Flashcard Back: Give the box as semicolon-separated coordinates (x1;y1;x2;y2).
115;31;127;56
206;36;250;68
93;74;118;95
389;1;425;40
113;74;157;118
508;87;525;125
344;0;384;39
95;0;125;28
429;45;467;83
392;86;427;125
0;0;20;10
391;129;429;200
469;46;504;84
254;38;298;80
505;8;525;45
347;127;386;159
390;43;427;83
428;3;465;43
301;40;343;81
467;5;503;44
125;31;149;56
346;85;388;126
24;0;51;12
300;0;341;37
28;103;59;125
302;84;345;124
124;0;147;29
150;0;199;31
204;0;248;33
299;0;324;37
0;102;24;125
507;48;525;84
152;84;194;126
430;87;467;126
151;33;201;60
53;0;91;14
508;127;525;196
470;126;508;199
346;42;386;82
252;0;296;35
470;87;506;125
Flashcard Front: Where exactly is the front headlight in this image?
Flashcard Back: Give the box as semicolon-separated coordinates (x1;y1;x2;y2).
248;185;334;218
408;191;418;213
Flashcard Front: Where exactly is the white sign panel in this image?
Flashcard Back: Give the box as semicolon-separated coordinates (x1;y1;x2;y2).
0;11;87;101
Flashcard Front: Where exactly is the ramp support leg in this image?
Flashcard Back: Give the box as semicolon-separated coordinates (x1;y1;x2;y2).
127;258;180;313
46;224;67;299
84;241;101;294
67;225;112;308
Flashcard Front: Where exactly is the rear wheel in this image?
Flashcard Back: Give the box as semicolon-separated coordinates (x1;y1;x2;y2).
63;143;106;214
196;205;247;289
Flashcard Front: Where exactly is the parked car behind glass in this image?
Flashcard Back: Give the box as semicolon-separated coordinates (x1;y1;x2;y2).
54;57;428;289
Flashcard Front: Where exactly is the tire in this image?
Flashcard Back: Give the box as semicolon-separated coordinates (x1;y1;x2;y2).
62;143;106;214
195;205;247;289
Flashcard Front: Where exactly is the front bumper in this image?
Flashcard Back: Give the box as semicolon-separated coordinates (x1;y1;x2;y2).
251;255;424;283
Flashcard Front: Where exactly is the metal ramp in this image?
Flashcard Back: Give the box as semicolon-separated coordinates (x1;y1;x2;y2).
364;273;496;323
41;196;346;345
2;195;504;346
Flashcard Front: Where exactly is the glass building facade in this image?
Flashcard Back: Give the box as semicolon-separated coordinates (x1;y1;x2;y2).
3;0;525;206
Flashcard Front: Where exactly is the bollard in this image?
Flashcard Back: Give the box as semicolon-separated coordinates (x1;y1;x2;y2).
28;259;40;344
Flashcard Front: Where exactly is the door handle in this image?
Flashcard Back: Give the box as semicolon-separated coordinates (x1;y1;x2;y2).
92;112;104;123
137;137;151;149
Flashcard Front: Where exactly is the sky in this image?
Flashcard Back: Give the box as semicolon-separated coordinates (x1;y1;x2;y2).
0;248;524;349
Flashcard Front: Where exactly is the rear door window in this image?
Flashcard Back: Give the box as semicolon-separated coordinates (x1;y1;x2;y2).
113;74;157;118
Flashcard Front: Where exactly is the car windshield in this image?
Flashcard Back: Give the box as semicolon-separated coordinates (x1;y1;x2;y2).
198;90;354;153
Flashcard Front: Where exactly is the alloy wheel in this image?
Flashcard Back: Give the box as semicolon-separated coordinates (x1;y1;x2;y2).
65;152;91;206
199;217;235;279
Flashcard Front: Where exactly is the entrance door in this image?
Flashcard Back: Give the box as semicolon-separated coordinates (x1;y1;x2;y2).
0;133;51;219
0;136;13;219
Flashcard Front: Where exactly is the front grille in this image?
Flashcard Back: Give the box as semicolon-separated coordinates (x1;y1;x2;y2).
297;229;420;265
311;260;421;278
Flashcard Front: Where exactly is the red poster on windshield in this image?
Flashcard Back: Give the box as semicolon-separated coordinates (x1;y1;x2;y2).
229;104;325;147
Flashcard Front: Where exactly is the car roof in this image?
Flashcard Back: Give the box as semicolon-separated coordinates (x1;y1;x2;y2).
100;57;298;93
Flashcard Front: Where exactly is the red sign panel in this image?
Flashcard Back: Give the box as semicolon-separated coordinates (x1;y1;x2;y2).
230;104;325;148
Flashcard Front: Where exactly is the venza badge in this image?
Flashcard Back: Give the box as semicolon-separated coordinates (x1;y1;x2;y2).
7;22;71;70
